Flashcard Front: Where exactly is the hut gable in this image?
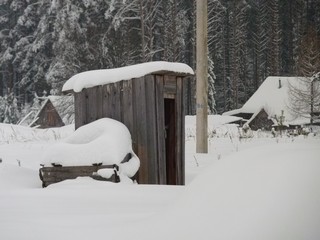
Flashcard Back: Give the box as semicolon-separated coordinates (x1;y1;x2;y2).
62;62;194;185
247;108;274;130
33;96;74;128
223;76;316;127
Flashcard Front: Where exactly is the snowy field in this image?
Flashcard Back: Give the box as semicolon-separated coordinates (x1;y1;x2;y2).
1;117;320;240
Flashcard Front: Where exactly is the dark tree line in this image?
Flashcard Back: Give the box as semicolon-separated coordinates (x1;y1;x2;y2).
0;0;319;123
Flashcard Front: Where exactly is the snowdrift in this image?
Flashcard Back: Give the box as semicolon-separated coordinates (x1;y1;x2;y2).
144;142;320;240
42;118;140;180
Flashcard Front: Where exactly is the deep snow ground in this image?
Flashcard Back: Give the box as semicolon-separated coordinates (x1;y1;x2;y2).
0;122;320;240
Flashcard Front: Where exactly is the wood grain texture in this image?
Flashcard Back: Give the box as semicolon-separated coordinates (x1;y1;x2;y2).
132;77;148;184
40;165;118;187
145;75;158;184
155;75;166;184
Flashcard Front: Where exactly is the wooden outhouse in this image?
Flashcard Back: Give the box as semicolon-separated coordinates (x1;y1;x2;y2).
62;62;194;185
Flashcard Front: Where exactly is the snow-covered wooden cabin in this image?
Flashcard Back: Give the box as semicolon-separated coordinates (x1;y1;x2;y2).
62;61;194;185
223;76;320;130
32;96;74;128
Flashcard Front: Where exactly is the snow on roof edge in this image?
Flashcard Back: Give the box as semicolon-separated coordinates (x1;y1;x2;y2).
63;61;194;93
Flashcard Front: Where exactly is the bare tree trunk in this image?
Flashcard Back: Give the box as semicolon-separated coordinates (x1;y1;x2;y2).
140;0;146;62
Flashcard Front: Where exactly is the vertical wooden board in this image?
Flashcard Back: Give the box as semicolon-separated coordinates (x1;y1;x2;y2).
175;77;184;185
107;84;114;119
112;82;121;122
145;75;158;184
132;77;148;184
74;92;82;129
131;79;138;167
102;84;112;118
83;88;89;125
87;87;98;124
87;87;98;123
155;75;166;184
96;85;104;119
164;75;177;96
121;80;134;137
180;77;186;185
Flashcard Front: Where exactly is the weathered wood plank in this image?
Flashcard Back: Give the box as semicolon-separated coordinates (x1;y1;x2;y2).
164;75;177;96
145;75;158;184
155;75;166;184
131;79;139;166
102;84;111;117
176;77;184;185
132;77;148;184
87;87;98;124
84;88;89;124
82;89;87;126
76;89;88;128
121;80;134;134
96;85;104;119
74;92;82;129
181;77;186;185
40;165;118;187
111;82;121;121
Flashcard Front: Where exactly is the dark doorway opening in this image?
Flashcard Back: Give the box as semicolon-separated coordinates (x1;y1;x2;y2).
164;98;176;185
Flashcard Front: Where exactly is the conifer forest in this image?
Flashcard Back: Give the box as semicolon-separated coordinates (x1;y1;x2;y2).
0;0;319;123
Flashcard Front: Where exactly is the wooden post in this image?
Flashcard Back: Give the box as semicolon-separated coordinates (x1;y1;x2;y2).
311;80;314;125
196;0;208;153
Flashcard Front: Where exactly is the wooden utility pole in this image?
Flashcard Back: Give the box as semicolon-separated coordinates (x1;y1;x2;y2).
196;0;208;153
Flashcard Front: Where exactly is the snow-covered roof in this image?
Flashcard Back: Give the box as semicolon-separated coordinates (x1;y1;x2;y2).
223;76;313;125
42;118;140;179
63;61;194;93
185;114;243;129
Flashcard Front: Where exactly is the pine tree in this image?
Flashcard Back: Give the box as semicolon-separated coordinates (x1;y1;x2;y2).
208;0;226;113
228;0;250;109
208;56;216;114
3;90;20;124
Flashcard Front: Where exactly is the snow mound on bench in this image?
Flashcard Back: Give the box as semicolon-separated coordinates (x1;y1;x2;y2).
42;118;139;178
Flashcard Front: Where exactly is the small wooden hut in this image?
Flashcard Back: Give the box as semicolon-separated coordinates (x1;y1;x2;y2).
247;109;274;130
62;62;194;185
32;96;74;128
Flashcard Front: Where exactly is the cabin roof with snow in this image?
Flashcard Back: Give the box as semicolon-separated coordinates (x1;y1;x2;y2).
62;61;194;93
223;76;319;126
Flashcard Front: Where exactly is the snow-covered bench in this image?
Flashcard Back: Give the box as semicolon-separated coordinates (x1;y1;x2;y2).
39;118;140;187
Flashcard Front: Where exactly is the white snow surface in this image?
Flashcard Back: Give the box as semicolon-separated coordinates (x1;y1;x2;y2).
62;61;194;92
1;117;320;240
0;123;74;144
185;114;241;140
42;118;140;178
